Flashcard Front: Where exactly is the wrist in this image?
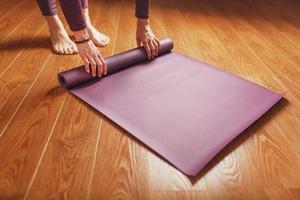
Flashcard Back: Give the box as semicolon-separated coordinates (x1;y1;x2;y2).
137;18;149;26
73;28;89;42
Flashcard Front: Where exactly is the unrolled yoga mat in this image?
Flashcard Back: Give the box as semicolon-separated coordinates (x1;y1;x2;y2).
58;38;283;176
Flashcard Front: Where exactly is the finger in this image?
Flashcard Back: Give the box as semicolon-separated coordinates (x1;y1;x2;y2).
154;37;160;54
155;37;160;47
94;54;103;77
142;40;151;59
88;56;97;77
149;40;156;59
82;56;90;73
98;55;107;75
152;39;159;56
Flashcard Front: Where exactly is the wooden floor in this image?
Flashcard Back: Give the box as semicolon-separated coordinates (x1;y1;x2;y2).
0;0;299;199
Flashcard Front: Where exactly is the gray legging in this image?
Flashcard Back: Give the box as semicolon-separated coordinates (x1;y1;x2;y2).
36;0;150;31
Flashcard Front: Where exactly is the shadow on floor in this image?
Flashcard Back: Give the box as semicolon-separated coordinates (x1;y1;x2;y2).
103;0;300;28
152;0;300;28
0;36;50;52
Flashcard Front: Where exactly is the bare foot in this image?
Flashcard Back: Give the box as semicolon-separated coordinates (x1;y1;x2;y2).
82;8;110;47
45;15;78;55
87;25;110;47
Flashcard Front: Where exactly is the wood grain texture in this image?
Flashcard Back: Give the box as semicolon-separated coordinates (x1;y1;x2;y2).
0;7;45;76
0;0;299;199
0;0;28;21
0;0;37;42
0;26;50;135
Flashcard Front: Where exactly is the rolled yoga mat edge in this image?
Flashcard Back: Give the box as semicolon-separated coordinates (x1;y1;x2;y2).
58;38;173;89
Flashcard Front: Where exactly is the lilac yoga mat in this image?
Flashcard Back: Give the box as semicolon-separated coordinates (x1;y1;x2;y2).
58;38;282;176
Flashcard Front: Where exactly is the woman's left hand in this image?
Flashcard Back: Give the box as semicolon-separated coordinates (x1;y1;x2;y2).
136;19;160;60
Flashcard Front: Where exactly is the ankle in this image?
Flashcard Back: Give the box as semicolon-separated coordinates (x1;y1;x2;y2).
82;8;92;27
45;15;65;32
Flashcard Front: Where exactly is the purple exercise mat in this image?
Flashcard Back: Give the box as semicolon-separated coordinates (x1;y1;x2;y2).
58;38;282;176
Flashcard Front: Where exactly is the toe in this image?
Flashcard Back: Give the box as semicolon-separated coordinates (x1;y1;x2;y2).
58;46;65;54
60;45;70;54
92;39;105;47
72;46;78;53
52;46;59;54
65;47;71;54
64;45;72;54
56;46;63;54
104;36;110;44
101;40;108;46
67;47;73;54
51;42;61;54
70;43;78;54
63;48;69;55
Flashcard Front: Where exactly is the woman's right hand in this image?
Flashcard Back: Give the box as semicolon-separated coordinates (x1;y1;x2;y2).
74;28;107;77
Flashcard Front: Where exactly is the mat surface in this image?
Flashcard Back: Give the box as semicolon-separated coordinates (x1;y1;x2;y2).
58;39;282;176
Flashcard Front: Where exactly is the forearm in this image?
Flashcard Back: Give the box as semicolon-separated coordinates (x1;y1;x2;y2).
135;0;150;19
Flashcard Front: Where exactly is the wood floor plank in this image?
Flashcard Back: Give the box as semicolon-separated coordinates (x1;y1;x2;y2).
0;0;28;21
150;191;209;200
211;0;300;96
150;190;269;200
0;0;36;41
265;188;297;200
229;0;300;66
0;46;78;200
0;8;45;76
0;26;51;136
24;96;101;200
252;0;300;47
266;0;300;29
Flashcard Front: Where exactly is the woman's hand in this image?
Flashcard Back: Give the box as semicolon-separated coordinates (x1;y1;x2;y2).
136;19;160;59
74;28;107;77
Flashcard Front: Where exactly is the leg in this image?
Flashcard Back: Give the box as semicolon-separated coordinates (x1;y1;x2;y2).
36;0;78;54
81;0;110;47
